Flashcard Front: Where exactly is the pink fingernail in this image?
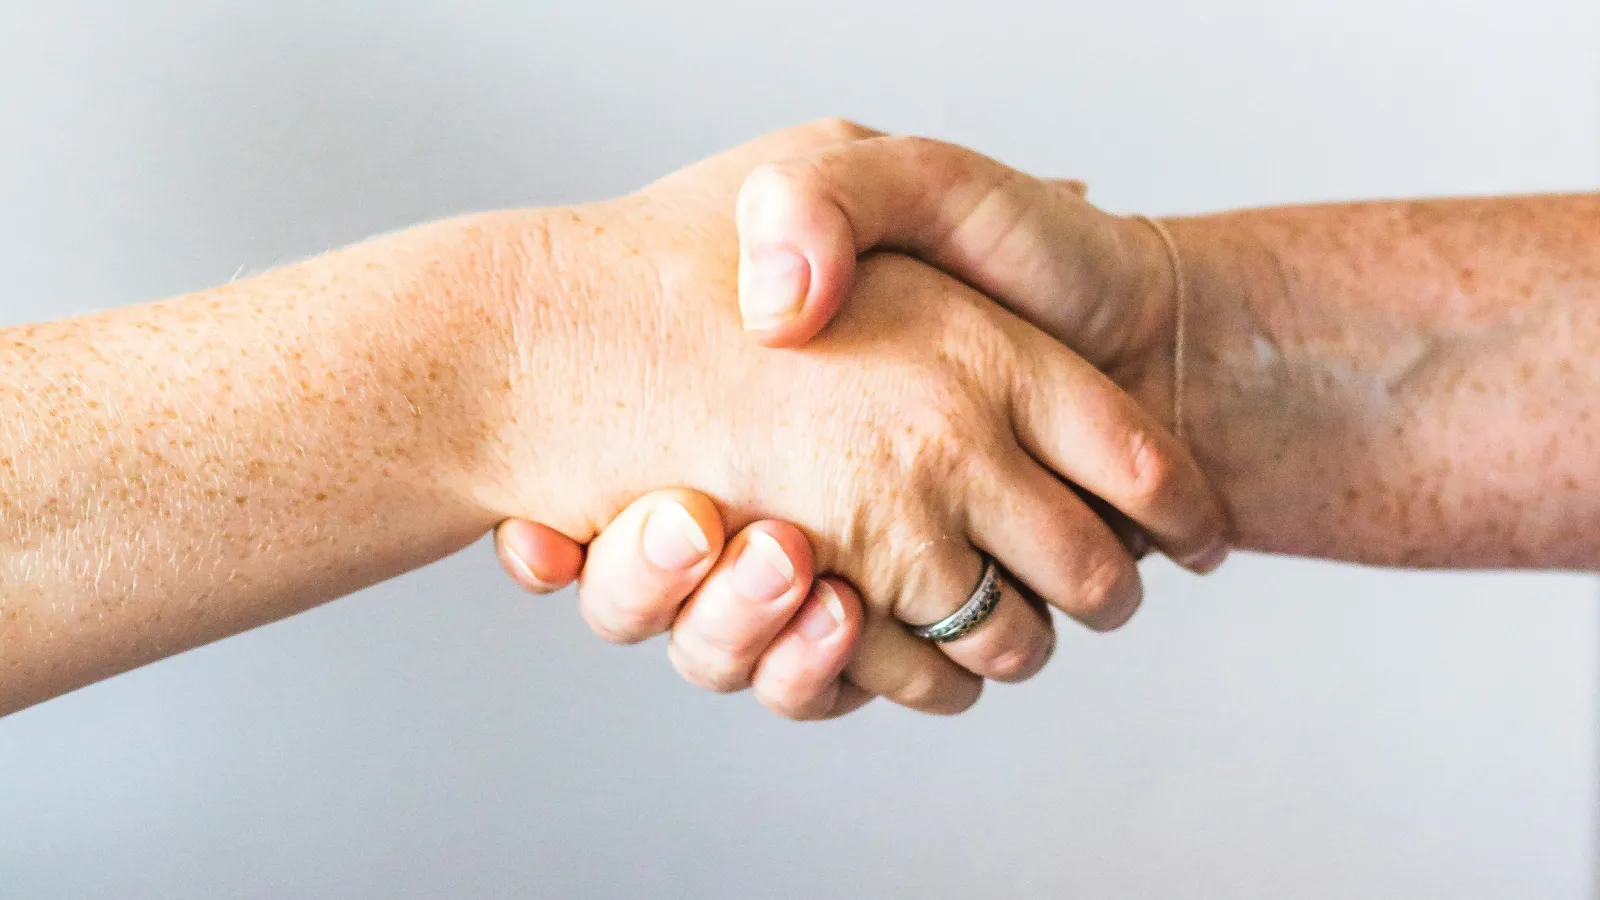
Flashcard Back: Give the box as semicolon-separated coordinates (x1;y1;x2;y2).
504;542;558;593
797;583;845;640
732;530;795;602
739;248;810;331
641;500;710;571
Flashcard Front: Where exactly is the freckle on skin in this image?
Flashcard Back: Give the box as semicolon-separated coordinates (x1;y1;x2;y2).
1192;194;1600;568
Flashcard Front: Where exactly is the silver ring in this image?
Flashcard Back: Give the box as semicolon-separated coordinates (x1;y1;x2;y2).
907;555;1003;643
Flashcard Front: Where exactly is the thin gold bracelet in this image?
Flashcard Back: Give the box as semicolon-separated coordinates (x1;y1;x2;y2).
1132;215;1187;441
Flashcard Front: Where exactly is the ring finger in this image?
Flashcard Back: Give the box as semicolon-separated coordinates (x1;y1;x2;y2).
893;541;1057;685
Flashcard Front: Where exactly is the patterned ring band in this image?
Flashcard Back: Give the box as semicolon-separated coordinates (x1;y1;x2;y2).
906;555;1003;643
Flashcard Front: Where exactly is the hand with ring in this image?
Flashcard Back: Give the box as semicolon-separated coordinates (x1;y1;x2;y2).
490;119;1230;719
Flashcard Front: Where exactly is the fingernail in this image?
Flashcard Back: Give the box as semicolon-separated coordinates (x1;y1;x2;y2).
641;500;710;571
504;541;558;593
1181;536;1230;574
819;582;846;623
739;248;810;331
797;582;845;640
732;530;795;602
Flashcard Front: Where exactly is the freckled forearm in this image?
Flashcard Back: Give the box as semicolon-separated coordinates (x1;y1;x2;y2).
0;214;536;713
1164;194;1600;569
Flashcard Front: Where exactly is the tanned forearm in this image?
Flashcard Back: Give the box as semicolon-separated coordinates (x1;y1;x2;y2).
1159;194;1600;568
0;215;527;713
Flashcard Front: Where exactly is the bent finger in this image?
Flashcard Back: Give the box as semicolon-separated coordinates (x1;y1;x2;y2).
736;135;1063;347
667;521;816;694
1008;323;1231;573
496;518;585;594
750;579;868;720
577;489;725;644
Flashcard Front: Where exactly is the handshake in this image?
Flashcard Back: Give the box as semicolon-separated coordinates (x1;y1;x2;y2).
481;119;1232;721
12;117;1576;718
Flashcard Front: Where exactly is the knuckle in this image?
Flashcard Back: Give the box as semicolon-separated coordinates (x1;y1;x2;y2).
888;135;994;200
984;640;1047;684
739;159;831;229
584;613;644;646
745;158;812;197
673;634;754;694
894;667;947;711
894;665;978;715
578;589;670;646
700;661;752;694
940;681;982;715
1123;427;1181;508
767;701;811;722
1074;556;1142;632
670;648;742;694
894;395;989;482
892;134;954;169
801;116;875;144
755;682;822;721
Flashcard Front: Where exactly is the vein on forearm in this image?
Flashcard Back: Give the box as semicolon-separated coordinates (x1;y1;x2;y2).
1179;195;1600;569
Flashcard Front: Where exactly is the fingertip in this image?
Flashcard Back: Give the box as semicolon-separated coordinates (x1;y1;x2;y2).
636;488;726;572
743;292;847;347
800;576;864;656
750;578;864;719
810;578;864;642
495;518;583;594
739;520;816;587
578;488;727;644
737;163;859;347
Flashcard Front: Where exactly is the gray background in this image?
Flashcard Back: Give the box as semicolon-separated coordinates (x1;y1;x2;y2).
1;1;1597;897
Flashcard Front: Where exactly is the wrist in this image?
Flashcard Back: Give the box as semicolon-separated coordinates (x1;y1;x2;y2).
1105;214;1184;433
456;201;678;541
1107;213;1279;482
1127;215;1293;532
347;211;553;532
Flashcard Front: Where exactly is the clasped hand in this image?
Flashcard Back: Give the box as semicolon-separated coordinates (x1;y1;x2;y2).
480;120;1230;720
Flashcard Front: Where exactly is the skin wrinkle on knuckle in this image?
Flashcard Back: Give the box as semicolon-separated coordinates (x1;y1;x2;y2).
902;139;1022;254
946;168;1041;270
677;654;749;695
1123;425;1179;510
756;692;807;721
806;136;952;247
586;612;655;645
670;655;722;693
672;631;753;694
1075;556;1140;631
579;591;665;645
754;676;822;720
766;693;824;722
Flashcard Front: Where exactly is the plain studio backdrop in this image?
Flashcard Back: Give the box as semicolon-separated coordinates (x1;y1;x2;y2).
1;1;1598;897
